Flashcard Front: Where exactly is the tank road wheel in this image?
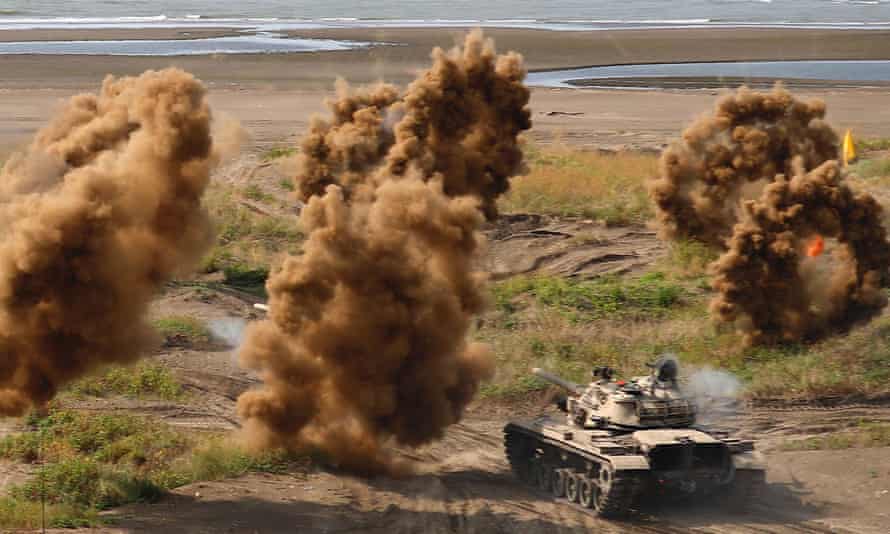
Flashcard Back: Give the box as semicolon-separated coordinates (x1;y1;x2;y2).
551;469;567;498
577;476;594;508
592;465;636;518
565;473;580;502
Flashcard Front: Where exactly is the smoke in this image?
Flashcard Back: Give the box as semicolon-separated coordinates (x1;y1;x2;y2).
209;317;248;349
710;160;890;344
649;85;890;344
236;30;531;474
650;85;838;247
0;69;218;415
683;366;743;426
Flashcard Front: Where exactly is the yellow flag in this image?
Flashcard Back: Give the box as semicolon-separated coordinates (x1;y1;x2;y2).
843;129;856;167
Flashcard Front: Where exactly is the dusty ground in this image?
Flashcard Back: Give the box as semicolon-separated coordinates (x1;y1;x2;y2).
3;87;890;159
32;221;881;534
2;136;888;534
484;214;665;279
93;282;890;534
3;26;890;531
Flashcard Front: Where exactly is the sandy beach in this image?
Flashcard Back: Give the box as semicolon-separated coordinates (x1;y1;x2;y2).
2;26;890;153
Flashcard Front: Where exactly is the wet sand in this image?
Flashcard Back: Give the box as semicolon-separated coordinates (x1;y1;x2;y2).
1;26;890;153
1;27;890;89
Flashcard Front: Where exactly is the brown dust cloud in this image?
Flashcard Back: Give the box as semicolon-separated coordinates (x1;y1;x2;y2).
650;85;890;345
237;30;532;474
0;69;220;415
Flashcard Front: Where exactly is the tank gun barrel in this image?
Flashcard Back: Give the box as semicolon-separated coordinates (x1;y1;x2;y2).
532;368;582;394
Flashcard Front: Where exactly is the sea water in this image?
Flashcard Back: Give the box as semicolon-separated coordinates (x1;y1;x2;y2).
2;0;890;56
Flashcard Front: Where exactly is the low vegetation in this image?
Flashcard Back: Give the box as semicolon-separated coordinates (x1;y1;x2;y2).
200;182;302;280
68;364;183;401
500;145;656;225
479;145;890;401
153;315;211;345
262;146;297;161
479;264;890;400
852;157;890;180
0;409;306;529
854;137;890;153
492;272;683;322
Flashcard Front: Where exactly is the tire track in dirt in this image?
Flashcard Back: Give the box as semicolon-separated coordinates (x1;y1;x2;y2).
83;285;890;532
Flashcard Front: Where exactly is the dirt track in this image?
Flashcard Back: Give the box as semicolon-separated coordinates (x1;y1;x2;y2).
106;392;890;534
3;169;883;533
65;267;886;533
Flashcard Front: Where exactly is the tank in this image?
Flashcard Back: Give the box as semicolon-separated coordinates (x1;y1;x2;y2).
503;357;765;518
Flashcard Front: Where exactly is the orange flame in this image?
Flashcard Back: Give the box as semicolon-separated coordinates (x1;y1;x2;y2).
806;235;825;258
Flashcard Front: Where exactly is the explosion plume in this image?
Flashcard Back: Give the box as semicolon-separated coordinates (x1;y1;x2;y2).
237;31;531;473
650;85;838;247
711;160;890;345
0;69;217;415
650;85;890;344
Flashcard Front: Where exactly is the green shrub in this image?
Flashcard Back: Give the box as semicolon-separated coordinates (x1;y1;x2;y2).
153;315;211;344
223;265;270;288
493;273;683;321
244;184;271;202
263;147;296;160
69;364;183;400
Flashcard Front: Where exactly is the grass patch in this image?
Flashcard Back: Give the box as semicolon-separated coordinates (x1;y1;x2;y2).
663;239;718;280
478;271;890;401
153;315;211;344
244;184;272;203
279;178;295;191
780;422;890;451
262;147;297;160
855;137;890;153
500;146;656;225
68;364;183;401
0;409;306;528
493;272;683;322
201;182;302;278
221;265;269;298
851;157;890;179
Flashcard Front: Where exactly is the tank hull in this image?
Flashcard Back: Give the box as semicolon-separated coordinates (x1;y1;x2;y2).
505;416;765;518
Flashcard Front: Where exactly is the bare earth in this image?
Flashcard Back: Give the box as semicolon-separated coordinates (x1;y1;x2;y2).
35;221;883;534
2;25;890;533
91;281;890;534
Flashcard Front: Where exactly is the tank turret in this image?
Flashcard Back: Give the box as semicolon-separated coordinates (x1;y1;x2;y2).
505;357;764;518
535;357;697;431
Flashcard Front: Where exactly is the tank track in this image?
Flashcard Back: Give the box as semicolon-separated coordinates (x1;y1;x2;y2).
719;468;766;510
504;425;641;519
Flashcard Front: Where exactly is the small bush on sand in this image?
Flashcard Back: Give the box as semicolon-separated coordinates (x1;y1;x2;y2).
153;315;211;344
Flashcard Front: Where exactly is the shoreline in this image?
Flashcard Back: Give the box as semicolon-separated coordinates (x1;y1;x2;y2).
1;26;890;155
1;27;890;90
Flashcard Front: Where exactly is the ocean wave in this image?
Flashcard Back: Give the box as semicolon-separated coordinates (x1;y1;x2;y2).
1;15;890;32
0;35;374;56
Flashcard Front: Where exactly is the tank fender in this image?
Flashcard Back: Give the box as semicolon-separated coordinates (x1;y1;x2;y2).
732;451;766;471
610;455;650;471
632;429;720;448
